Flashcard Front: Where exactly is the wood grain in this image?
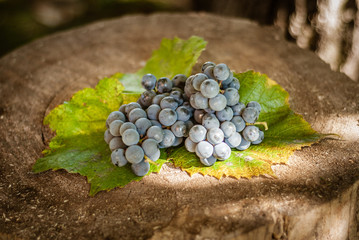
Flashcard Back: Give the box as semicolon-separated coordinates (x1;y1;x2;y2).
0;13;359;239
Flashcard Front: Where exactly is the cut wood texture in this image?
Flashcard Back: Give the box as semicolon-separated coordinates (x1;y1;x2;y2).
1;13;359;239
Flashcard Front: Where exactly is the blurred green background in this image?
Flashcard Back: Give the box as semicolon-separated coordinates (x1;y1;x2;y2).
0;0;190;56
1;0;358;80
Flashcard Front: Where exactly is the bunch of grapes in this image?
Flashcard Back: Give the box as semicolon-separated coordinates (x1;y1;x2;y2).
104;62;264;176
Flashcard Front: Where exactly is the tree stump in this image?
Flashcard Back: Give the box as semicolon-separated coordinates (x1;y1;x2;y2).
0;13;359;239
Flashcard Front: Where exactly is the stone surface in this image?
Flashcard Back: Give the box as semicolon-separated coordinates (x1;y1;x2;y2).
0;13;359;239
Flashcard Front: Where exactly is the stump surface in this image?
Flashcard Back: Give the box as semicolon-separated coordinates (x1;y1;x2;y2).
1;13;359;239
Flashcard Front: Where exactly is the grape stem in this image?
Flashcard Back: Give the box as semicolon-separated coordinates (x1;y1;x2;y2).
246;122;268;130
144;156;158;165
218;80;223;88
139;136;148;144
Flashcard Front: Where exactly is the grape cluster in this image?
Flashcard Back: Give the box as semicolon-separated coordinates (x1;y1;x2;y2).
104;61;264;176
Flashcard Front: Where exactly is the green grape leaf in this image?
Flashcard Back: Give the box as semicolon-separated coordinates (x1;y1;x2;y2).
33;36;207;196
169;71;326;178
34;131;166;196
119;36;207;93
169;146;274;179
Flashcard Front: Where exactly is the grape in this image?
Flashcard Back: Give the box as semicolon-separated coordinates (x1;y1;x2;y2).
184;76;197;97
208;94;227;111
200;79;219;98
172;137;183;147
125;102;141;115
135;118;152;136
150;120;162;128
192;92;209;109
147;149;161;161
204;108;215;114
176;106;191;122
142;138;159;157
141;74;157;90
119;104;127;115
203;65;215;79
172;87;184;93
202;113;220;129
122;129;140;146
232;102;246;116
252;130;264;145
104;129;114;144
195;141;213;159
207;128;224;145
236;137;251;151
170;90;184;105
221;71;234;89
152;94;165;105
140;90;156;107
242;126;260;142
220;121;236;138
160;96;179;110
185;75;194;86
111;149;127;167
201;61;216;72
247;101;261;113
183;95;191;103
156;77;173;93
189;125;207;143
225;132;242;148
172;74;187;89
131;160;150;177
120;122;136;136
223;88;240;106
128;108;147;123
159;129;175;148
192;73;208;91
242;107;259;124
213;63;230;81
146;104;161;120
184;87;192;100
109;120;124;136
137;98;145;108
158;108;177;126
189;94;198;109
184;137;197;152
106;111;126;128
200;156;217;166
184;120;194;132
125;145;144;164
109;137;126;151
146;126;164;143
231;116;246;132
228;77;240;90
213;142;231;160
171;121;187;138
182;102;194;113
216;106;233;121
